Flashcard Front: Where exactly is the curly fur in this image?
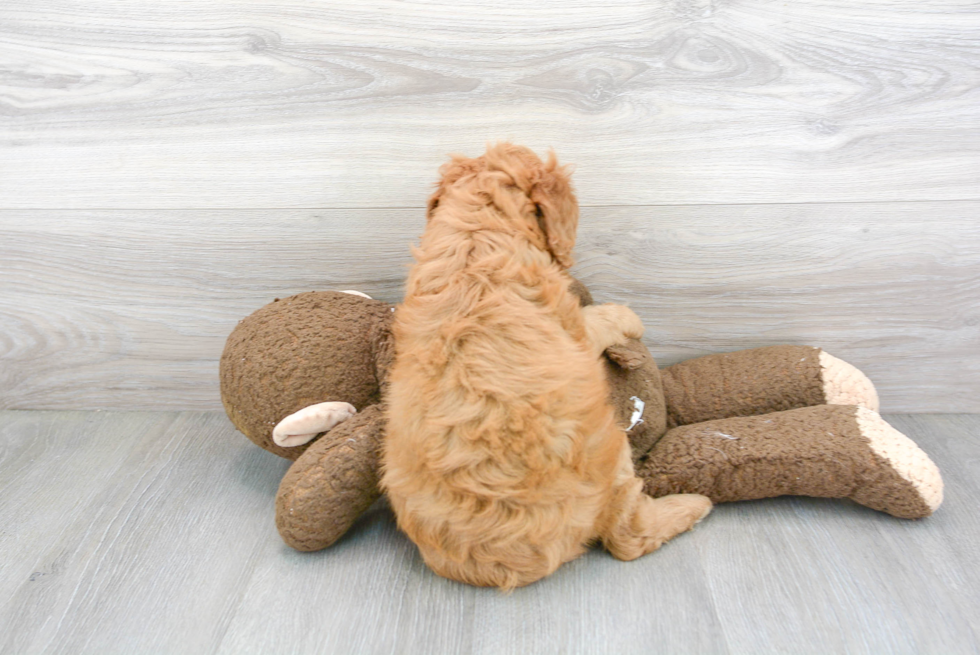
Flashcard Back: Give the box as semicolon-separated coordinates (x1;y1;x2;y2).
382;143;711;590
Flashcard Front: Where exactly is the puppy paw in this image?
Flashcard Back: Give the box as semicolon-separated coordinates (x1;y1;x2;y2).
273;402;357;447
643;493;712;533
617;305;644;341
682;493;714;524
584;304;645;354
602;304;644;344
604;489;712;561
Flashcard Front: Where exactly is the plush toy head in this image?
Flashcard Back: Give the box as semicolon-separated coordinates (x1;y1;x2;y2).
220;291;394;460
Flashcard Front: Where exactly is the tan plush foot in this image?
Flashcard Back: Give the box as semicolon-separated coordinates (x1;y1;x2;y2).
273;401;357;447
854;407;943;513
820;351;880;411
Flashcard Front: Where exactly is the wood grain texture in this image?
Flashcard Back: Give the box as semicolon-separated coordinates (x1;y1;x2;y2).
0;410;977;654
2;202;978;412
1;0;979;208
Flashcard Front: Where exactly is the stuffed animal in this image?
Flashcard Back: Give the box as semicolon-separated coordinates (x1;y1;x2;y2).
220;284;943;552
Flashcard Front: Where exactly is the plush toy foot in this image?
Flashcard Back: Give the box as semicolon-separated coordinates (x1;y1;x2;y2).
273;401;357;447
276;405;384;551
662;346;880;427
850;406;942;514
638;404;942;519
819;351;879;411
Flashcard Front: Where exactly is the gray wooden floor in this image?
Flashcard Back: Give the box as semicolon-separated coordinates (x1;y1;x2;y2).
1;410;977;654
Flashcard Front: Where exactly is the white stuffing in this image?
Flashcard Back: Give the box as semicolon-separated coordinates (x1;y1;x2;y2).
626;396;645;431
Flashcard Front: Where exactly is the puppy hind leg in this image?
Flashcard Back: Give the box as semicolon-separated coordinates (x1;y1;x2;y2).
600;445;711;561
582;304;645;357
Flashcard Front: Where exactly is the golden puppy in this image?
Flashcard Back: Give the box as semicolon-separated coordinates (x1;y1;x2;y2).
383;143;711;590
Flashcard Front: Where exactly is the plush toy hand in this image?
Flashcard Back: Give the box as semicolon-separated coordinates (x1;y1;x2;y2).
273;401;358;447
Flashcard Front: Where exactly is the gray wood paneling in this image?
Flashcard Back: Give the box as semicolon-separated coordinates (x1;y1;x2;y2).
0;410;977;654
2;203;978;412
1;0;978;208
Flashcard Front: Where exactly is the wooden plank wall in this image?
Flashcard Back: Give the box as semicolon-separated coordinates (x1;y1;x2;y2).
1;0;978;411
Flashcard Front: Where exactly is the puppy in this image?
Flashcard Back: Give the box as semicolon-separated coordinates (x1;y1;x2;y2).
383;143;711;590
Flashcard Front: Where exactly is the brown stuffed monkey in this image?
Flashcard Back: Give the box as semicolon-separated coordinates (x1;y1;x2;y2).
220;285;943;552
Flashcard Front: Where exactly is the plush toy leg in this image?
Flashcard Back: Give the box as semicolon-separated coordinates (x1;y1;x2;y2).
637;404;943;519
661;345;879;427
276;405;384;551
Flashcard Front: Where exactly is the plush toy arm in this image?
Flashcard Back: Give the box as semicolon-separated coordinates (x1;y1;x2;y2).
661;345;879;428
636;404;942;519
276;404;384;551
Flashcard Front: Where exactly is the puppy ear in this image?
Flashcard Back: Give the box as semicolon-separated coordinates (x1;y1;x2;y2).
426;186;444;221
427;154;483;221
530;152;578;268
